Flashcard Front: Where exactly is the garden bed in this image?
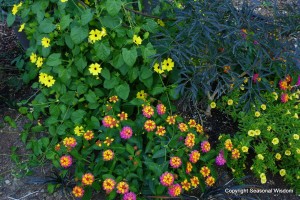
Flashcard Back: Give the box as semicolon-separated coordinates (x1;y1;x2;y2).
1;0;300;199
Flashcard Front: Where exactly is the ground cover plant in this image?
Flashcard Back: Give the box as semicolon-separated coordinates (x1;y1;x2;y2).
216;75;300;193
5;0;221;199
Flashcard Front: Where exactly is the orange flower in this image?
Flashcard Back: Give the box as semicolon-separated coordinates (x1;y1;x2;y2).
84;130;94;140
144;120;156;132
142;105;154;118
185;133;195;148
224;139;233;151
156;126;166;136
188;119;197;128
189;150;200;163
63;137;77;148
190;176;199;187
96;140;102;147
72;186;84;198
205;176;215;186
166;115;177;125
232;148;240;159
178;123;188;132
55;144;61;151
181;179;191;191
118;111;128;121
104;137;114;146
116;181;129;194
196;124;204;133
223;65;231;73
82;173;94;186
103;178;116;193
279;80;288;90
200;166;210;177
60;155;72;168
186;162;193;174
109;95;119;103
103;149;114;161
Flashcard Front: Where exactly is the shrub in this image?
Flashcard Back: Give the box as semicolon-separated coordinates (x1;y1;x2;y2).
8;0;219;199
152;0;300;113
216;75;300;193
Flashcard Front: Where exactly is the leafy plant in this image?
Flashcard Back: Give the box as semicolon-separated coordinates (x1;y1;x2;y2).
216;75;300;194
152;0;300;114
8;0;219;199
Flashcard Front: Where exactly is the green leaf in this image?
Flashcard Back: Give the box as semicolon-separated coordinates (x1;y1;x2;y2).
38;18;56;33
89;116;100;129
6;13;15;27
126;143;134;155
104;77;119;89
71;109;86;124
46;53;61;67
71;26;88;44
81;9;94;26
18;107;28;114
142;43;156;62
140;66;153;80
141;19;158;33
85;90;98;103
122;47;137;67
47;183;56;194
31;125;45;132
150;86;165;96
101;68;110;80
4;116;17;128
152;148;166;159
106;0;122;16
94;41;111;61
57;124;67;135
101;15;122;29
115;83;130;100
111;53;124;69
128;68;139;83
60;14;72;30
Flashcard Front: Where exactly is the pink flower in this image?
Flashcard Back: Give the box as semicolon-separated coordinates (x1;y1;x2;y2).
216;150;226;166
123;192;136;200
296;76;300;86
189;150;200;163
142;105;154;118
120;126;133;139
201;141;211;153
168;184;182;197
160;172;174;187
156;104;166;115
169;157;182;168
60;155;72;168
253;73;259;83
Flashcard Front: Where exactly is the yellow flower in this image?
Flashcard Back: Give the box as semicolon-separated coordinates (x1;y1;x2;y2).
257;154;264;160
133;35;142;45
285;150;291;156
279;169;286;176
12;2;22;15
210;102;216;109
162;58;174;72
293;134;299;140
157;19;165;27
227;99;233;106
89;29;102;43
61;0;68;2
39;73;48;85
18;23;25;32
275;153;281;160
36;57;44;68
267;126;272;131
254;129;261;136
104;137;114;146
30;53;37;63
153;63;164;74
44;75;56;87
261;177;267;184
41;37;51;48
260;104;266;110
241;146;248;153
297;148;300;154
272;138;279;145
74;126;84;136
88;63;102;76
272;92;278;100
248;130;255;137
137;90;146;101
255;111;260;117
260;173;267;184
243;77;248;83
